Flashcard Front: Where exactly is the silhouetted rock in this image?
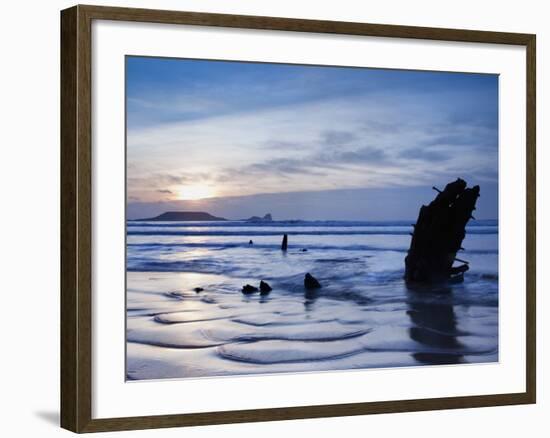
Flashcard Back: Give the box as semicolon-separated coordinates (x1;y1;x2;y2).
259;280;272;294
281;234;288;251
242;284;259;294
405;178;480;283
301;248;308;252
193;287;204;293
304;273;321;289
245;213;273;222
138;211;226;221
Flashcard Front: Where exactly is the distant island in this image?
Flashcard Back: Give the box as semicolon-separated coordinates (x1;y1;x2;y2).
244;213;273;222
137;211;276;222
137;211;227;221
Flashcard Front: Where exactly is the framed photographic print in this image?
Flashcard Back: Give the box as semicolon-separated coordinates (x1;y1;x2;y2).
60;4;536;433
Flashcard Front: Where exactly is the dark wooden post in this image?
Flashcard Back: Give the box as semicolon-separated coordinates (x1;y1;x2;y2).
405;178;480;284
281;234;288;251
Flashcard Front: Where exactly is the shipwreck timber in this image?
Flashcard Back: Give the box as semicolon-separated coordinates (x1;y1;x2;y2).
405;178;480;284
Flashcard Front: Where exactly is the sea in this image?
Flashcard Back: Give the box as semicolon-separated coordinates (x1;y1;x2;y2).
126;219;499;380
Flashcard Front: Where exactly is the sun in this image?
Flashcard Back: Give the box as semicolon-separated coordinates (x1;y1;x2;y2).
178;184;216;200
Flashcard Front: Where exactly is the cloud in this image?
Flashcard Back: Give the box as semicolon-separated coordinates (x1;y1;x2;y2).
247;158;326;176
155;174;189;185
127;173;189;189
262;139;310;151
321;130;356;146
399;148;451;162
213;143;391;188
126;70;498;207
325;146;389;164
156;189;173;194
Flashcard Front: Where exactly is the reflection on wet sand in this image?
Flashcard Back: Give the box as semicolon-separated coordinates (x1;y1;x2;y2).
407;285;464;365
304;288;319;311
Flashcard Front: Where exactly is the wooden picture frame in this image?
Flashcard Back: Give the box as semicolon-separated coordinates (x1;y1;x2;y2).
61;4;536;433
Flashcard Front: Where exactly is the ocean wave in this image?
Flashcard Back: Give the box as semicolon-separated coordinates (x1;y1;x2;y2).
127;241;498;255
128;219;498;228
127;229;497;237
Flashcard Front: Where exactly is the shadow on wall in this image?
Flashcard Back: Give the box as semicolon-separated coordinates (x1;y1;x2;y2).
34;411;59;427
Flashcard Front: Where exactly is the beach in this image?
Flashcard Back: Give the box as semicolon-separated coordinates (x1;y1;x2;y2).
126;220;498;380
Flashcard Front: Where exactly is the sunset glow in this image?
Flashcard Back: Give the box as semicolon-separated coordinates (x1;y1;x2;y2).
178;184;216;200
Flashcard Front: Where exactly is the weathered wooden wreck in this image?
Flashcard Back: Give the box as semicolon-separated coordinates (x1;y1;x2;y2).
405;178;480;284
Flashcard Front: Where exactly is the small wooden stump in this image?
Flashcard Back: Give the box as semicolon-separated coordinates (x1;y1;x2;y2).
259;280;272;295
304;273;321;289
242;284;259;294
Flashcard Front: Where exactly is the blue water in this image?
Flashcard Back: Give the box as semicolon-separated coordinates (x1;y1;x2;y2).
126;220;499;380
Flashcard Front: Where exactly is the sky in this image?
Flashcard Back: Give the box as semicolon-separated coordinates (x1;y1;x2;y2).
126;56;499;221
